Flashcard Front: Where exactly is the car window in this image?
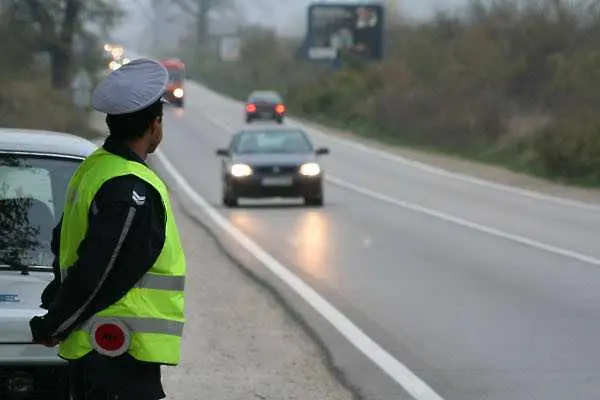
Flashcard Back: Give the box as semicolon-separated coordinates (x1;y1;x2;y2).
0;153;82;267
167;67;185;82
233;130;313;154
0;166;54;214
249;91;282;103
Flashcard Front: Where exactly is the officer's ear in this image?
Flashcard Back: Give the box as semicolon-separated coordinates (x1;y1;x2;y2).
150;115;163;134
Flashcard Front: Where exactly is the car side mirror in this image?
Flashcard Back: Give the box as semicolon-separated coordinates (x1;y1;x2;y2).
216;148;229;156
316;147;330;155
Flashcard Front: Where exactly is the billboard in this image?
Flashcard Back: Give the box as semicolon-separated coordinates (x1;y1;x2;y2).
219;36;241;62
306;3;384;61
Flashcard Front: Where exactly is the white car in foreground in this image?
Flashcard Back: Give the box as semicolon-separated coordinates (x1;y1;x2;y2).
0;128;95;399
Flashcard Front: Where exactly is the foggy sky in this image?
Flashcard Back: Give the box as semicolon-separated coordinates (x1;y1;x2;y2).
113;0;468;45
242;0;467;36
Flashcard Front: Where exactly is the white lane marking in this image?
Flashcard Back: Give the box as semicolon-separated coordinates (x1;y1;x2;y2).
327;175;600;266
186;80;600;212
153;149;446;400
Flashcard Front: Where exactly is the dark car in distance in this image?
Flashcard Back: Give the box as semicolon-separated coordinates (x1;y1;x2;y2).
216;127;329;207
245;91;286;124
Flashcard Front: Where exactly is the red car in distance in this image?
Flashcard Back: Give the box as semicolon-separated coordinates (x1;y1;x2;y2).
160;58;185;108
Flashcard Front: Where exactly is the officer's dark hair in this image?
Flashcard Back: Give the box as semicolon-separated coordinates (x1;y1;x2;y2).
106;100;163;141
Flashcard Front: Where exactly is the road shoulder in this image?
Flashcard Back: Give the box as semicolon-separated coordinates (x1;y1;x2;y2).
162;197;354;400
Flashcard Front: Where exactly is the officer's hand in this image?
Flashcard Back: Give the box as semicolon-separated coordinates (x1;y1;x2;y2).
39;339;59;347
29;316;58;347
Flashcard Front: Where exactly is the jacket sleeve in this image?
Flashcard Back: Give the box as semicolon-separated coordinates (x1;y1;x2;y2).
40;176;165;340
40;216;63;309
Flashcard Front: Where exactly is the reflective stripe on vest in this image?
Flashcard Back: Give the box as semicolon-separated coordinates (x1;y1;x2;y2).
83;316;185;337
135;273;185;291
60;269;185;291
57;148;185;365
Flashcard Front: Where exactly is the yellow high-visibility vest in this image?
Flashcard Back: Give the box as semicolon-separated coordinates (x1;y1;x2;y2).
57;147;185;365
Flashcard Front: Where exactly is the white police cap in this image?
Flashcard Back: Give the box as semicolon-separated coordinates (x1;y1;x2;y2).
92;58;168;115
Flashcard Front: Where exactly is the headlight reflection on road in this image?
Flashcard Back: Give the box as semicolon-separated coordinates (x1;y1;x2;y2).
228;210;335;282
229;211;261;240
291;211;334;281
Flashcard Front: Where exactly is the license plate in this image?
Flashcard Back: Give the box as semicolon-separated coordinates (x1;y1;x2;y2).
262;177;293;186
0;294;19;303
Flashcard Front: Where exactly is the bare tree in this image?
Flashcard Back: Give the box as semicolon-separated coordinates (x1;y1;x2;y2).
168;0;232;47
12;0;122;88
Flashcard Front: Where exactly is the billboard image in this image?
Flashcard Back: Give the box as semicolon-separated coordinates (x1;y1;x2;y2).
306;3;384;61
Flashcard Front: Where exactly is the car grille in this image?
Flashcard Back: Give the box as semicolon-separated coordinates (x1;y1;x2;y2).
253;165;298;176
0;365;69;399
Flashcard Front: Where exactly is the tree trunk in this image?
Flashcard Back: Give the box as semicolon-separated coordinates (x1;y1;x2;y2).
23;0;82;89
196;0;209;48
50;0;80;89
49;46;71;89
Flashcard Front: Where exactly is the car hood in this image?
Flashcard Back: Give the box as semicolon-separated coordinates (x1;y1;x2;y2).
233;153;316;166
0;271;52;343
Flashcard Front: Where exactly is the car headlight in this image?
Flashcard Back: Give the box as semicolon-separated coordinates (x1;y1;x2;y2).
230;163;252;177
173;88;184;98
299;162;321;176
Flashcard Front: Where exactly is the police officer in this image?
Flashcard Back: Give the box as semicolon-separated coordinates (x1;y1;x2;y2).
29;58;186;400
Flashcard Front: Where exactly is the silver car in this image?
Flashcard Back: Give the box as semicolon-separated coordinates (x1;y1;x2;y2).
0;128;95;399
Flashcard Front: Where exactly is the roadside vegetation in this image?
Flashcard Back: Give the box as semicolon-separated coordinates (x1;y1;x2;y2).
174;0;600;186
0;1;120;139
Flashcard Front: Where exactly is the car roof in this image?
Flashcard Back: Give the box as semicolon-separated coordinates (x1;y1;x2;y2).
0;128;97;159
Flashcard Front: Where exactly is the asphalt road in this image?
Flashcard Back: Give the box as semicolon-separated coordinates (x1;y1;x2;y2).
153;81;600;400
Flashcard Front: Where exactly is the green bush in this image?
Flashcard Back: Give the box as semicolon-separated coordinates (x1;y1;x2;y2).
533;110;600;183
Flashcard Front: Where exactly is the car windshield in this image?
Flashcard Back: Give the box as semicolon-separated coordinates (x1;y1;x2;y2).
0;153;81;269
249;92;282;103
233;130;313;154
168;68;185;82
